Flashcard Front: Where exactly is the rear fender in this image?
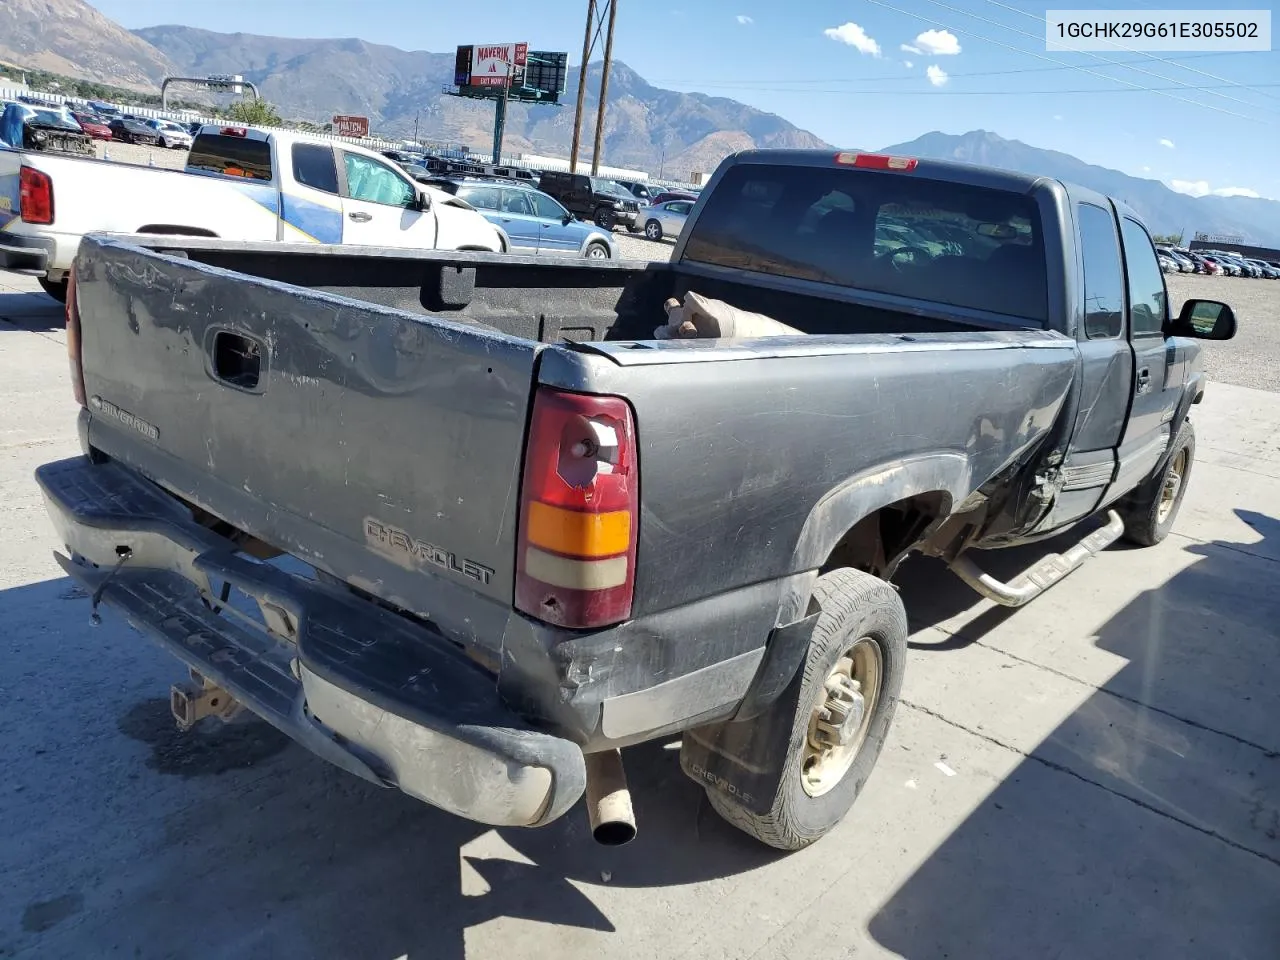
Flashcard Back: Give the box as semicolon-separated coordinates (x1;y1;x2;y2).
788;452;971;573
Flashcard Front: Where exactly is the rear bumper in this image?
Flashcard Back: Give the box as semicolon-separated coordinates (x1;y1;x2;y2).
0;232;51;275
36;455;587;829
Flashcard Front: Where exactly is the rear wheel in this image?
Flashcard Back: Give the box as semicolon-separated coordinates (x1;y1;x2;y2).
701;567;907;850
595;208;615;230
644;220;663;241
1119;419;1195;546
585;241;610;260
37;276;68;303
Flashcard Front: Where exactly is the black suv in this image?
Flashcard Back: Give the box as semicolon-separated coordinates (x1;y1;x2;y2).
537;171;640;231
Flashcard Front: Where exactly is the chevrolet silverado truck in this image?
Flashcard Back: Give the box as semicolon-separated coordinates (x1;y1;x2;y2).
37;150;1235;851
0;124;502;302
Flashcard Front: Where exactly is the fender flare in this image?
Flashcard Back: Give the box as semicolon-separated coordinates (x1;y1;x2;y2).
788;452;973;572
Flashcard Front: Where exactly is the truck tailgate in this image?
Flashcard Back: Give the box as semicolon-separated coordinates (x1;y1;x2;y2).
73;236;540;651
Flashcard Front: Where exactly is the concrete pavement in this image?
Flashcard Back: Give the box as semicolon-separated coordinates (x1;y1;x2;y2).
1;274;1277;959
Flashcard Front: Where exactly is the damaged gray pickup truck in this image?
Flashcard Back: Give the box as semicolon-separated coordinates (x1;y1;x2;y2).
38;150;1235;851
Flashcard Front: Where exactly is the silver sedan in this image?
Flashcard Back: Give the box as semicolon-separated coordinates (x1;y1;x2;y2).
642;199;694;242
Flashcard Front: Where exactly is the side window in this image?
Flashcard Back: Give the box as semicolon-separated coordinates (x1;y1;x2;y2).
1119;218;1168;336
530;192;566;219
343;152;415;207
668;202;692;215
460;186;500;211
501;190;533;216
291;143;338;194
1078;203;1124;339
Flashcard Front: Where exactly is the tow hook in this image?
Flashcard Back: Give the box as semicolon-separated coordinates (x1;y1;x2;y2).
170;668;242;731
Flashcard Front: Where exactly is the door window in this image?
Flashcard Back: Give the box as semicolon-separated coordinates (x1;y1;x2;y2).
343;153;415;207
459;185;500;210
530;192;567;220
1077;203;1124;339
501;190;534;216
1120;218;1168;336
667;201;692;216
292;143;338;194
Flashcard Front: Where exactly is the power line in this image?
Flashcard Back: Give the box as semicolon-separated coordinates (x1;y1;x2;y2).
980;0;1280;113
863;0;1262;123
656;82;1280;98
643;50;1256;88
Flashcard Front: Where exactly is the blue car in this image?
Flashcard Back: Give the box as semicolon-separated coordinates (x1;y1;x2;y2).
430;177;618;258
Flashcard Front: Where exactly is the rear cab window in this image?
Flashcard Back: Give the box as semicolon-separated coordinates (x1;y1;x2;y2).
683;163;1048;324
188;131;273;181
291;143;338;194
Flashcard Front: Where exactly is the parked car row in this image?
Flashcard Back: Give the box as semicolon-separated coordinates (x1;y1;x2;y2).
2;99;194;150
1157;244;1280;279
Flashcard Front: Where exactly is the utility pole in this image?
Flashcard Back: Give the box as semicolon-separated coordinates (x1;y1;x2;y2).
591;0;617;176
570;0;596;173
570;0;616;174
414;110;420;146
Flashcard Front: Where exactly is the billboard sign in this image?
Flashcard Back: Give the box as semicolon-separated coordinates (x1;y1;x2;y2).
525;51;569;96
471;43;528;88
332;115;369;137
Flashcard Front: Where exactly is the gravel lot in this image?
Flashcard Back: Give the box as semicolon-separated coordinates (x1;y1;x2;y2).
1166;274;1280;392
95;140;189;171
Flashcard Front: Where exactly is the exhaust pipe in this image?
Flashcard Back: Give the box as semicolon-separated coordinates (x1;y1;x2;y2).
584;748;636;845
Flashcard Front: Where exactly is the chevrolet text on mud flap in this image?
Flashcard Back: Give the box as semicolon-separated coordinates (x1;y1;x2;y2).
39;150;1234;851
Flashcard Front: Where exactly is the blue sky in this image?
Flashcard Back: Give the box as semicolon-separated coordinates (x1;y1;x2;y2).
93;0;1277;198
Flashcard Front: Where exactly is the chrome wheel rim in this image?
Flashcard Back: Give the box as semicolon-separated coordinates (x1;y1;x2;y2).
801;637;883;798
645;222;660;239
587;245;607;259
1158;448;1188;524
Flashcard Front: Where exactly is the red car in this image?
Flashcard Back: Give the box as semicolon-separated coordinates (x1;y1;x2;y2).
71;112;113;140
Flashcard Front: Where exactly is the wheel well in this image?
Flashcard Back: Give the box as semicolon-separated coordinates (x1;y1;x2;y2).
135;225;218;237
820;492;951;578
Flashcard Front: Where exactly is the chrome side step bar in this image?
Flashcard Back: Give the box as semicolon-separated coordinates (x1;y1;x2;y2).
948;510;1125;608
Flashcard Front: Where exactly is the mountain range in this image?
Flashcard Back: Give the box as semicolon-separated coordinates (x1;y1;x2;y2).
2;0;1276;244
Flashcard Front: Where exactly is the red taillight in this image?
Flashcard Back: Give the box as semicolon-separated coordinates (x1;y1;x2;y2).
834;152;918;172
19;166;54;225
515;388;639;629
220;126;247;137
65;264;85;407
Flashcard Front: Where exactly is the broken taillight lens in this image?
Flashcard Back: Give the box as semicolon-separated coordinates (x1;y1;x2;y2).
65;263;85;407
515;387;639;629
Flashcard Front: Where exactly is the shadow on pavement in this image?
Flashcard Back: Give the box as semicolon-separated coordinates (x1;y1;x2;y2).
1;575;778;960
0;288;63;332
868;510;1280;959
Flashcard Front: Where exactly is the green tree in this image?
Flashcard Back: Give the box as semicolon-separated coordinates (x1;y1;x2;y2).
1152;232;1185;246
226;98;282;127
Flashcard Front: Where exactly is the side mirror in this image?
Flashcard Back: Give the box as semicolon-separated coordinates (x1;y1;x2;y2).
1172;299;1236;340
416;190;432;212
562;213;573;225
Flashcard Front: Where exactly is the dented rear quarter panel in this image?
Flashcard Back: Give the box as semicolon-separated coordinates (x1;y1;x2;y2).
540;331;1078;618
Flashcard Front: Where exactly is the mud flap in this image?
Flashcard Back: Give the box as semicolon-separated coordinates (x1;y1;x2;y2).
679;612;819;815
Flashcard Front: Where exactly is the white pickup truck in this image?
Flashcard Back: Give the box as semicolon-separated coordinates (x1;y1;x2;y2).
0;124;503;300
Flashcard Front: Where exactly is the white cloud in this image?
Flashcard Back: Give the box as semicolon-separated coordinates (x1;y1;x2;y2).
911;29;962;55
1159;138;1175;149
901;43;922;54
1053;114;1062;120
1142;165;1151;172
825;22;882;56
926;65;949;87
1167;179;1259;198
736;14;753;24
902;59;914;68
